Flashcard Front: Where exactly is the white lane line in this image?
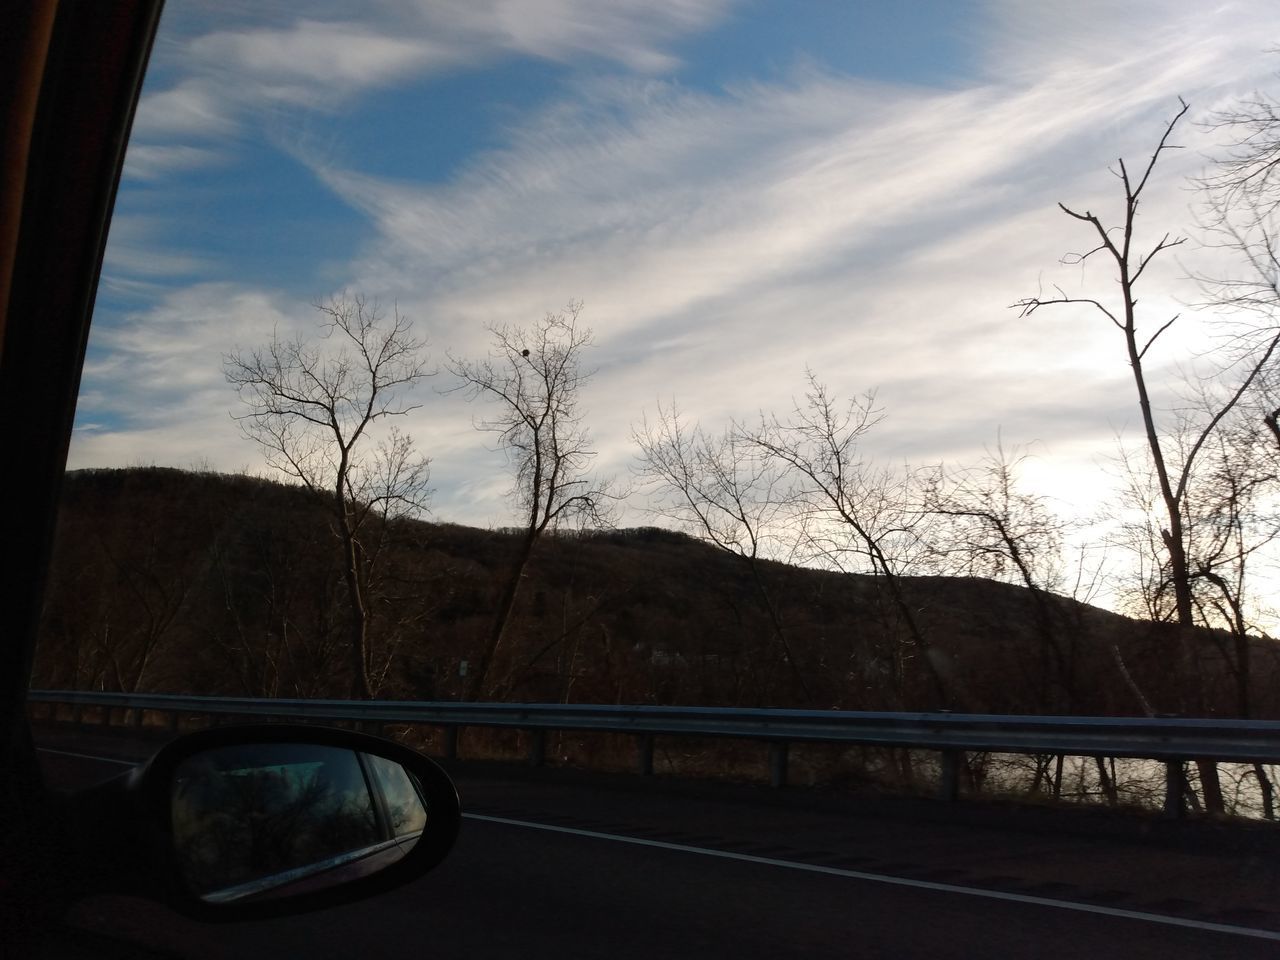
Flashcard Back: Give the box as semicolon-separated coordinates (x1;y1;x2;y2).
36;747;138;766
464;813;1280;943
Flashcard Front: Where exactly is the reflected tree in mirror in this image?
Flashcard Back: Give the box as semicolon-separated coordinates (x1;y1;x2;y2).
171;744;427;903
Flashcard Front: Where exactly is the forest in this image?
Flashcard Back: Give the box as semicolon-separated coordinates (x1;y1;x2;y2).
34;466;1280;721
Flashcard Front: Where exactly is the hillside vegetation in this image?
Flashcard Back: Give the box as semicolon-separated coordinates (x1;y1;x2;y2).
32;467;1280;718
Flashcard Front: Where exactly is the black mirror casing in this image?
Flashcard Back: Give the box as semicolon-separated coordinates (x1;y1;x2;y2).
62;725;461;922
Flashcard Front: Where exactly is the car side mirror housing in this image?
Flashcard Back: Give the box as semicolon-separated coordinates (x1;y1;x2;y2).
62;724;460;922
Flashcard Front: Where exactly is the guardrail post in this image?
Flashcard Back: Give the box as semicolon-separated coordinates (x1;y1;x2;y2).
442;725;459;761
638;734;655;776
769;741;789;788
529;729;546;767
939;750;962;802
1164;760;1185;818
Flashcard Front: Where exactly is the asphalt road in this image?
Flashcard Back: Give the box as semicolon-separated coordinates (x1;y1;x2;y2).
32;728;1280;959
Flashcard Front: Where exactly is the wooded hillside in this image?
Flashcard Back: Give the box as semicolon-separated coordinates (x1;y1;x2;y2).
31;467;1280;717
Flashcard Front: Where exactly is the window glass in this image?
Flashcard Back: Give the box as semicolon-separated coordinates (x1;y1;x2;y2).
366;753;428;838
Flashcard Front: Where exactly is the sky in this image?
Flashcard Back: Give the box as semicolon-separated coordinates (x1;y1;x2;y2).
76;0;1280;572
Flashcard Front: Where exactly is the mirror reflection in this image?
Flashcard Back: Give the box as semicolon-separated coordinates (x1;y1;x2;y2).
171;743;428;903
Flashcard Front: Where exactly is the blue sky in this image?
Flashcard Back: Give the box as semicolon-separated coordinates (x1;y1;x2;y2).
77;0;1280;606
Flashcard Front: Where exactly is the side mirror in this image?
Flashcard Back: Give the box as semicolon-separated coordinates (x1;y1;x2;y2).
63;725;460;921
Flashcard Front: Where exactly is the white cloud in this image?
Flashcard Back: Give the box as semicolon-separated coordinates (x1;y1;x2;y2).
125;0;733;184
132;82;237;138
187;20;454;106
122;143;224;181
303;1;1280;524
429;0;730;71
82;1;1280;536
366;0;730;69
77;285;298;437
72;282;450;504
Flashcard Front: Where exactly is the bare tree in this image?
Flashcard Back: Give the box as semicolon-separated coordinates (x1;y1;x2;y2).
225;294;431;698
198;493;351;700
746;371;949;708
920;440;1076;712
37;515;194;695
1015;102;1203;629
449;302;611;699
1198;81;1280;450
634;400;810;702
1190;421;1280;717
1013;101;1280;812
1202;77;1280;215
1194;89;1280;807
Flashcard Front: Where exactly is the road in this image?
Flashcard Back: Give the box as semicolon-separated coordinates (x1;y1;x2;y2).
33;726;1280;959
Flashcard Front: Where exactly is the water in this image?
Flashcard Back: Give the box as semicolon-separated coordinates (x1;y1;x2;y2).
964;752;1278;819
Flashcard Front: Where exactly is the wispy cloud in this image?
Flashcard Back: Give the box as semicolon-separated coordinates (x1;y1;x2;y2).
131;81;238;139
186;20;455;106
122;143;224;181
71;282;452;495
80;1;1280;531
108;0;737;310
75;284;301;466
418;0;731;72
129;1;732;168
306;1;1280;520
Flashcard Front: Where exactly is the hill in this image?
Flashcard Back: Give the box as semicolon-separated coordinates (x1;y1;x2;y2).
31;467;1280;717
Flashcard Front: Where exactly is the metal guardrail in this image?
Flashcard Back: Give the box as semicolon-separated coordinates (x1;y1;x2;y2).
28;689;1280;814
